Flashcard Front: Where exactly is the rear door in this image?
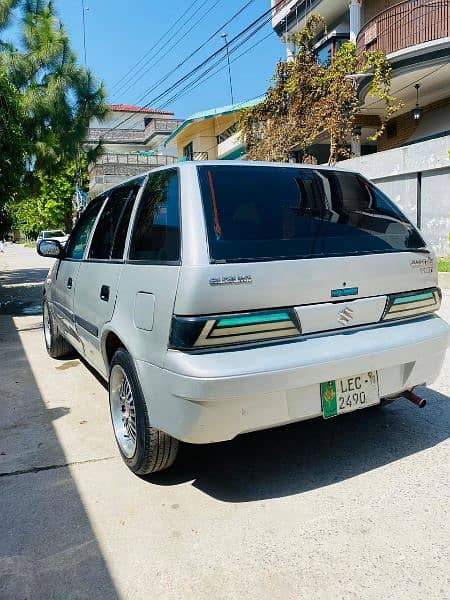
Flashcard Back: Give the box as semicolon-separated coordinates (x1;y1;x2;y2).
111;168;181;367
73;179;143;370
50;196;105;347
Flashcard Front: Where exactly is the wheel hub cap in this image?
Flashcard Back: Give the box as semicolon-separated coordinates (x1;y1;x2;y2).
110;366;137;458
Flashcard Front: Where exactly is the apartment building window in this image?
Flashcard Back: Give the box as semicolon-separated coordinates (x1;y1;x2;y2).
183;142;193;161
316;35;349;67
216;123;238;146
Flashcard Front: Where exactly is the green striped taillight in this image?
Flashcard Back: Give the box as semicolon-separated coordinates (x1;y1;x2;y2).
170;309;300;350
382;288;441;321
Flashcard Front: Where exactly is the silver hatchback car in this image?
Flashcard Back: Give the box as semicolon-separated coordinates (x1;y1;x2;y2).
38;161;450;476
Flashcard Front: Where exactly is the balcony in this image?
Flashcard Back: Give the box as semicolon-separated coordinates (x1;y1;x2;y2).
357;0;450;57
89;153;177;195
272;0;292;13
272;0;349;34
94;153;177;166
217;131;243;160
86;118;184;145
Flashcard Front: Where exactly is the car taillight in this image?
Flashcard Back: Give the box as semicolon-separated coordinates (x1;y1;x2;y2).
382;288;441;321
170;309;301;350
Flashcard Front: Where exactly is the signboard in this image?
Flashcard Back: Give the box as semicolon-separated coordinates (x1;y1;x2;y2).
365;22;378;45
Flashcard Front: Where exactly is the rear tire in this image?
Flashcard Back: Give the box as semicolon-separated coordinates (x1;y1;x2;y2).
43;297;72;359
109;348;179;475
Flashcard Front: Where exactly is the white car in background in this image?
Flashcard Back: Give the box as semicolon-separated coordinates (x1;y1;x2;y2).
37;161;450;477
36;230;69;247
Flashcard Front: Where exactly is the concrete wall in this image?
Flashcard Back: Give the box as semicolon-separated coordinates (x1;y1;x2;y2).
338;135;450;256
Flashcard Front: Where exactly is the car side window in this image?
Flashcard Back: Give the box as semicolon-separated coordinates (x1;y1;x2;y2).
65;196;105;260
129;169;180;262
89;183;141;260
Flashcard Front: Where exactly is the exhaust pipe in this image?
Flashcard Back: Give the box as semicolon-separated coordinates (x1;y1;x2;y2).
404;389;427;408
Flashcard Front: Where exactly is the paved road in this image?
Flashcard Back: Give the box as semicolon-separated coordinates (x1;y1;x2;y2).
1;244;449;600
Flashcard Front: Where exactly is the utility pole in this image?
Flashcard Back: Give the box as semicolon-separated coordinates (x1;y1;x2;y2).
81;0;88;65
221;32;234;106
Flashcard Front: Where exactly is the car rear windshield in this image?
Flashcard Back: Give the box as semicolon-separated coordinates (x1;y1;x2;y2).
44;230;65;238
198;165;426;263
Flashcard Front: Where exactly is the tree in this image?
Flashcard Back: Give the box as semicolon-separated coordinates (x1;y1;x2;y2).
0;67;25;236
0;0;108;235
240;15;403;165
15;156;89;238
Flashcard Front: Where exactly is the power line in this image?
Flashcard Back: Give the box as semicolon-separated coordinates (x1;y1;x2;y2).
152;16;272;112
109;0;205;95
117;0;257;108
159;30;273;113
81;0;87;65
110;0;218;101
105;0;283;135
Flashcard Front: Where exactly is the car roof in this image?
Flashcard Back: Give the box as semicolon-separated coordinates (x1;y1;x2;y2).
147;160;359;176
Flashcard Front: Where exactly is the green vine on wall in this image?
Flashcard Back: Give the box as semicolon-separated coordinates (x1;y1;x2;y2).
240;15;404;165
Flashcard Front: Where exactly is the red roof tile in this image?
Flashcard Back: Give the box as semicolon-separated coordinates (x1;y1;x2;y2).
109;104;174;115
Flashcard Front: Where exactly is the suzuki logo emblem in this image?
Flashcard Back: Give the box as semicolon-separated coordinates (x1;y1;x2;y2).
337;306;354;326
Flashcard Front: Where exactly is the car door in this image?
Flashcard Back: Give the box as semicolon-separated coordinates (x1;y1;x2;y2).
112;168;181;368
50;196;105;348
73;179;143;371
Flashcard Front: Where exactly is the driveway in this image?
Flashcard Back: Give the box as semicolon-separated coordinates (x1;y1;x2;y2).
1;244;449;600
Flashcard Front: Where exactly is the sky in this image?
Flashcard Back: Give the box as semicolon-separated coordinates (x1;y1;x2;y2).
48;0;285;119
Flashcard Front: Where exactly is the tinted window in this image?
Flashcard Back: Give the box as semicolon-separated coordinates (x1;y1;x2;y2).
89;182;141;260
129;170;180;262
65;197;105;260
198;166;426;263
44;230;65;238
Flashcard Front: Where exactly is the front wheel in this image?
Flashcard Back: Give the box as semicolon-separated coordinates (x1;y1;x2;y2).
109;348;179;475
43;297;72;358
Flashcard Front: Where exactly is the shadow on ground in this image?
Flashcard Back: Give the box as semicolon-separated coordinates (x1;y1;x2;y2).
150;387;450;503
0;267;49;315
0;267;118;599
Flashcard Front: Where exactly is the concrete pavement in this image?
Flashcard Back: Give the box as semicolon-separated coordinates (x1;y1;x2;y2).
1;244;449;600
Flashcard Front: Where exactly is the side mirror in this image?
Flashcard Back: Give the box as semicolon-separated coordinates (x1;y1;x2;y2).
37;239;65;259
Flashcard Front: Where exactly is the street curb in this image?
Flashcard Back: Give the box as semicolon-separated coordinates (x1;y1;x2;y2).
439;272;450;289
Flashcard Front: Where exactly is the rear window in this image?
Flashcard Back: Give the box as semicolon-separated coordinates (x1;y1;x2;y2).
44;230;65;238
198;165;425;263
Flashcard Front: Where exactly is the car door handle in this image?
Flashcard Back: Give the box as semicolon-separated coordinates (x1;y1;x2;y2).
66;277;73;289
100;285;110;302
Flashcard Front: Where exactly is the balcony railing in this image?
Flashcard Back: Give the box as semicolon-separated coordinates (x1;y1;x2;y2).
95;154;177;166
357;0;450;56
216;123;238;145
86;118;184;144
272;0;295;14
193;151;208;160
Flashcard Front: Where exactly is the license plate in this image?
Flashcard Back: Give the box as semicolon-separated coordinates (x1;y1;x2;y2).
320;371;379;419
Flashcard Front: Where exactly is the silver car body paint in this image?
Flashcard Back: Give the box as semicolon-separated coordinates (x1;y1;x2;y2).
44;161;450;443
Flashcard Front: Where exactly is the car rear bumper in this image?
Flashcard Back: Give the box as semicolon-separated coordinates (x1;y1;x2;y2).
136;315;450;443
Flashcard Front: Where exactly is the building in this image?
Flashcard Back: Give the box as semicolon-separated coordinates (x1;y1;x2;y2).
164;97;264;162
86;104;183;196
272;0;450;255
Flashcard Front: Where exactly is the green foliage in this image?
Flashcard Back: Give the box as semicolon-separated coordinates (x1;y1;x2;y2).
1;1;108;171
438;258;450;272
240;14;402;165
15;156;88;238
0;67;25;235
0;0;108;236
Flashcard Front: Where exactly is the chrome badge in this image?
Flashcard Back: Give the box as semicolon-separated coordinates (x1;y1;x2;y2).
209;275;252;286
337;306;354;326
331;287;359;298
